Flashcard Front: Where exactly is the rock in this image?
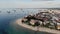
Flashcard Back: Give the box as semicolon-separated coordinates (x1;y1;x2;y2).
21;18;28;23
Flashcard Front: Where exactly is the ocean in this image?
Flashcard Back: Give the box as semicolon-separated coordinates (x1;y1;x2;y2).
0;8;53;34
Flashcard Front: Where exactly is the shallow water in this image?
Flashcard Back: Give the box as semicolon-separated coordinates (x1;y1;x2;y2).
0;8;54;34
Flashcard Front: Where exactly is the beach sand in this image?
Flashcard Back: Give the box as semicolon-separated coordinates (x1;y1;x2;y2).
15;18;60;34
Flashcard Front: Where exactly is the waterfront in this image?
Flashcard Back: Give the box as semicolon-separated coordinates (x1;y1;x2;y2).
0;8;41;34
0;8;60;34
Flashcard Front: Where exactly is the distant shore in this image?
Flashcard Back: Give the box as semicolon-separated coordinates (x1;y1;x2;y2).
15;18;60;34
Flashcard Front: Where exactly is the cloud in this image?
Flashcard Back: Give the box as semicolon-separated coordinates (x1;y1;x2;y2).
0;0;60;8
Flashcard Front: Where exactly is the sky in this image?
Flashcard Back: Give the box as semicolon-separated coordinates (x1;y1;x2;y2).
0;0;60;8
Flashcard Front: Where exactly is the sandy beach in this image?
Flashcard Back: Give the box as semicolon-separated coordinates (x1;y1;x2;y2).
15;18;60;34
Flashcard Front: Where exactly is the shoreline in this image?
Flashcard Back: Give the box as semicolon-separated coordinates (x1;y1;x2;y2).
16;18;60;34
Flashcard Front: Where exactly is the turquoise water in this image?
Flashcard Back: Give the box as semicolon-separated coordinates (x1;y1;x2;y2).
0;8;53;34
